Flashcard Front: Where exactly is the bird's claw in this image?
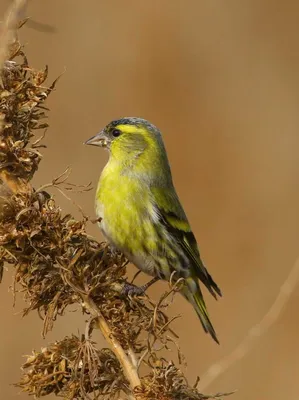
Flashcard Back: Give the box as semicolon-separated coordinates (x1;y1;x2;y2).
121;282;147;297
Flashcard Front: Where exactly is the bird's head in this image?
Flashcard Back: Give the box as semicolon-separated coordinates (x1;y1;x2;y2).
85;117;165;161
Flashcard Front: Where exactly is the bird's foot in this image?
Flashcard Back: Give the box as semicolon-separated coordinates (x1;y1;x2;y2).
121;282;147;297
121;277;159;297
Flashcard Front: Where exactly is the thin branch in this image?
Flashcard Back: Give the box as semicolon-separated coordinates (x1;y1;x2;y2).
82;294;141;395
199;257;299;390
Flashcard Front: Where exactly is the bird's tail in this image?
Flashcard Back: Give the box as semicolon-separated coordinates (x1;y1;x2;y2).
182;277;219;344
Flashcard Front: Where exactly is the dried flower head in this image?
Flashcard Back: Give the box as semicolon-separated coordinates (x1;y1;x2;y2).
18;335;129;399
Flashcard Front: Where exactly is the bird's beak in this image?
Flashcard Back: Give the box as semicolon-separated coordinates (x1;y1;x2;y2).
84;130;108;147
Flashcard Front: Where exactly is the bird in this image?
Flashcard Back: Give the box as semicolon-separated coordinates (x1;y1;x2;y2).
85;117;222;343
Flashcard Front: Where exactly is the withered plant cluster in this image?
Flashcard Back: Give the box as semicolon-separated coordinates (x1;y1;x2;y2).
0;37;230;400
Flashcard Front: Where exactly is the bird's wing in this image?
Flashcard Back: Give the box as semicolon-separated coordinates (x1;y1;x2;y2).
151;186;222;298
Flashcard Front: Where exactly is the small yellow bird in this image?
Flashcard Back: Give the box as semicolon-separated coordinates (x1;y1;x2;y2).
85;117;222;343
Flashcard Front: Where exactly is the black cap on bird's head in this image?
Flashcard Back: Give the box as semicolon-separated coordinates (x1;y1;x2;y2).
84;117;162;150
108;117;158;130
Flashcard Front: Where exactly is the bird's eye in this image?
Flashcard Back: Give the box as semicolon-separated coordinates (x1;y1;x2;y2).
112;129;121;137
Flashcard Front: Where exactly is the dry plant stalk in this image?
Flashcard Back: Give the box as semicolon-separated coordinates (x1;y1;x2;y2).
0;0;28;71
200;256;299;390
0;16;232;400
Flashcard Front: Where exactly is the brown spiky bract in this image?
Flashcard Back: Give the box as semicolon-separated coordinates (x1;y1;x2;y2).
0;33;232;400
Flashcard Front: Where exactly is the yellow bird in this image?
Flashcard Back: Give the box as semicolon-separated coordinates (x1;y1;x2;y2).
85;117;222;343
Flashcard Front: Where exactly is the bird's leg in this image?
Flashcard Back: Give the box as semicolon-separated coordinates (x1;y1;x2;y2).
142;276;159;291
130;270;142;284
122;276;159;297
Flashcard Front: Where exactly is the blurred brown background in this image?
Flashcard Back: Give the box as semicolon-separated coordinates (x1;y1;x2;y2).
1;0;299;399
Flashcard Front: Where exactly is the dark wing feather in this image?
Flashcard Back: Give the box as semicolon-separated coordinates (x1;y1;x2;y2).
151;187;222;298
